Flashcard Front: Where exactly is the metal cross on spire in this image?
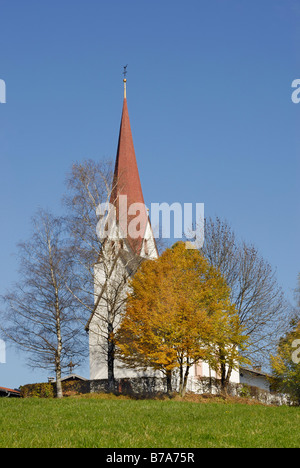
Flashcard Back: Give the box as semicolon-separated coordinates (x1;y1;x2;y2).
68;360;75;374
123;64;128;98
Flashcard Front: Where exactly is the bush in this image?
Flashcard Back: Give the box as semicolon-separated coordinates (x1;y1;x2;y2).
239;384;251;399
20;382;55;398
20;379;90;398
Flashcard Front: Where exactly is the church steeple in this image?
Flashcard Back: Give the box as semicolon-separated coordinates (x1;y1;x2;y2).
109;73;149;255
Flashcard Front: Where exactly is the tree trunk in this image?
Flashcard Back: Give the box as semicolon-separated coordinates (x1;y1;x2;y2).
49;237;64;399
220;359;232;396
56;365;63;399
55;323;63;399
181;365;190;397
179;360;183;396
180;364;190;398
166;370;172;395
107;322;115;392
220;358;227;395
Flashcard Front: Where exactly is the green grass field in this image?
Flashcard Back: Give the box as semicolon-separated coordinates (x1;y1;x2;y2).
0;395;299;448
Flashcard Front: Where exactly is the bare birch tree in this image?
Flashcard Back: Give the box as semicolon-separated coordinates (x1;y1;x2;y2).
63;160;146;390
202;217;291;369
0;210;86;398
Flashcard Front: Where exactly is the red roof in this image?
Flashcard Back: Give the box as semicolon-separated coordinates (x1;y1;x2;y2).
0;386;20;394
110;97;148;255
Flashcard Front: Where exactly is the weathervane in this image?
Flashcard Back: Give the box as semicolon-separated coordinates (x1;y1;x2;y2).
123;64;128;98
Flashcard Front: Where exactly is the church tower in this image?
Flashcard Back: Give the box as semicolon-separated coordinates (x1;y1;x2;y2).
87;74;241;390
109;74;157;259
88;75;158;381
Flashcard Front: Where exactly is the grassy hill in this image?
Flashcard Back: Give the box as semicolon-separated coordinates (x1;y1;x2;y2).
0;394;299;448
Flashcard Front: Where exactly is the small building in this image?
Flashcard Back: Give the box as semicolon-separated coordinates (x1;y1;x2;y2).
47;374;89;394
0;386;21;398
61;374;90;395
240;367;271;392
61;374;88;383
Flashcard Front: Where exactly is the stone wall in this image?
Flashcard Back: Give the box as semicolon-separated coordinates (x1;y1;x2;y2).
21;376;290;405
91;377;167;395
188;377;289;405
90;376;290;405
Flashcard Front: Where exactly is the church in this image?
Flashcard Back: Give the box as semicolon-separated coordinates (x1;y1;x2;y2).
86;75;240;393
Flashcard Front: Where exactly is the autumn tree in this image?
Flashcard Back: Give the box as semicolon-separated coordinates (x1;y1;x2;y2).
270;320;300;404
0;210;86;398
116;242;248;396
205;306;249;392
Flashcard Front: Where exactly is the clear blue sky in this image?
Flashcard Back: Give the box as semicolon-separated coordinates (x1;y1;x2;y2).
0;0;299;389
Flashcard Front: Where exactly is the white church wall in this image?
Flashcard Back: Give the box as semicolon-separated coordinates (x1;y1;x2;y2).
192;360;240;384
140;220;158;259
89;217;158;380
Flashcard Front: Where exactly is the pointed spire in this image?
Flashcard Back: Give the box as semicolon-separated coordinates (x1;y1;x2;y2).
109;76;148;255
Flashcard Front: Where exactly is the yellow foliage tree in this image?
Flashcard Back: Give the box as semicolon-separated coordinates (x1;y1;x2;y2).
270;320;300;404
116;242;248;395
